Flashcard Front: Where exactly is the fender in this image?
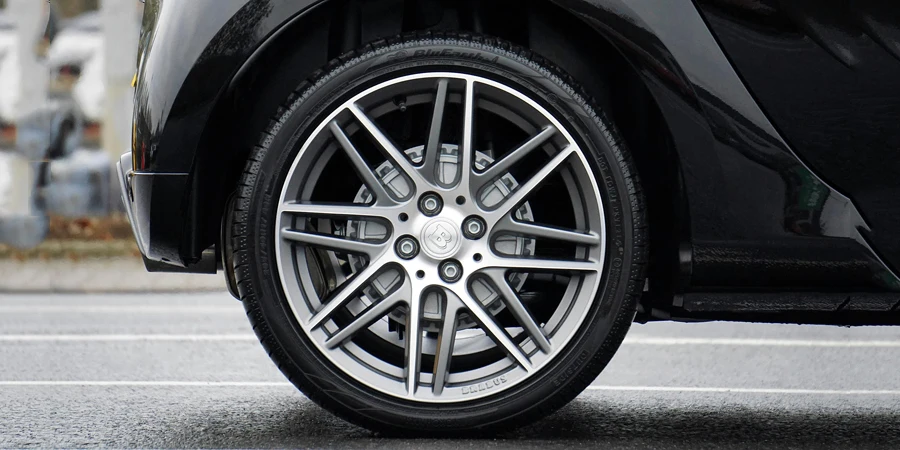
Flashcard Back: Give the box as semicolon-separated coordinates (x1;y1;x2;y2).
132;0;321;263
131;0;899;292
134;0;318;173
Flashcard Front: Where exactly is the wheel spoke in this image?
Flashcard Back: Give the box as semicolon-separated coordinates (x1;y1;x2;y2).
325;277;408;349
422;79;449;183
281;202;397;221
486;255;599;273
486;146;575;220
454;288;532;371
494;216;600;246
309;259;390;329
349;103;428;190
456;78;476;190
405;285;425;397
328;121;394;205
432;295;461;395
281;228;385;256
473;126;556;189
483;270;551;354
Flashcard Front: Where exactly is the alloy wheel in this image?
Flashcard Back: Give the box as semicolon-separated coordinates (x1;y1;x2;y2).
274;72;607;402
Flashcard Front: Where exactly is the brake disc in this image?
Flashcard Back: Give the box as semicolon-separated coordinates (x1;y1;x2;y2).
346;144;536;332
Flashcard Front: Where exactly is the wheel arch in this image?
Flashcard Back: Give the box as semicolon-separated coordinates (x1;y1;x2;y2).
191;0;689;303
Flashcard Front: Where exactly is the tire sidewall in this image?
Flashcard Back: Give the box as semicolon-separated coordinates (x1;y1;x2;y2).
239;35;640;432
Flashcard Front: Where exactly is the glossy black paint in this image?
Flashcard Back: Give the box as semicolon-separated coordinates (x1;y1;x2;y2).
133;0;319;264
130;0;900;312
133;0;294;173
128;172;190;264
548;0;900;294
696;0;900;279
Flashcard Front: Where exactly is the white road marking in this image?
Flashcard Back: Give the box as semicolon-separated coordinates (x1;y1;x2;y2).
0;306;241;314
585;386;900;395
0;334;898;346
3;334;899;346
0;381;289;387
622;336;900;347
0;381;898;396
0;334;256;342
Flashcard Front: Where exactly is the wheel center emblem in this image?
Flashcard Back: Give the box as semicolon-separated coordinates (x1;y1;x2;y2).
420;218;462;258
428;224;453;249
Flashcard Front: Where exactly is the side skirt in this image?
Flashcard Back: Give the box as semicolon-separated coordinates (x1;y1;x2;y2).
663;292;900;326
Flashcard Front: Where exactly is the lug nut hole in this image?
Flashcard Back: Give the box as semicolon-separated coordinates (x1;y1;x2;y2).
438;259;463;283
395;236;419;260
418;193;443;216
462;216;487;240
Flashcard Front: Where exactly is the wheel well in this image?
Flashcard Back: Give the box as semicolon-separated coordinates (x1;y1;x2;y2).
195;0;685;306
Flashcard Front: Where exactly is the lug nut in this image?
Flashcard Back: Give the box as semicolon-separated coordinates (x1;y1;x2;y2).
395;236;419;260
462;216;486;240
439;260;463;283
419;193;443;216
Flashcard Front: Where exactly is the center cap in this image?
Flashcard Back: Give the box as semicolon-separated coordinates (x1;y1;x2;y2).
419;218;462;259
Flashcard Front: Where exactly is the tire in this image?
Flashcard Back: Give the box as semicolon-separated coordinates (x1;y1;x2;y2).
232;32;647;433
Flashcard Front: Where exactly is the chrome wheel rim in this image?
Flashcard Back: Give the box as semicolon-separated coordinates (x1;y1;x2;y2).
275;72;606;403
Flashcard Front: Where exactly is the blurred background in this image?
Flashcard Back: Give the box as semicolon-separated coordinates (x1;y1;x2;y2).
0;0;220;292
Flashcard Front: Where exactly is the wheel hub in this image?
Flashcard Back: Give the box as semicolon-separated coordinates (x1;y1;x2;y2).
420;218;461;259
346;144;535;331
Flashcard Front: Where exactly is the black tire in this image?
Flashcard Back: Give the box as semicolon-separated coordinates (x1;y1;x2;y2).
232;32;647;433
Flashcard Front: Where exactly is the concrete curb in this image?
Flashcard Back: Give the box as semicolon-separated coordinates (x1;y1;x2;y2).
0;257;226;293
0;240;139;260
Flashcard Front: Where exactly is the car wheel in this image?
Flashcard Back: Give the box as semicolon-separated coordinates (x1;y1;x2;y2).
232;32;647;433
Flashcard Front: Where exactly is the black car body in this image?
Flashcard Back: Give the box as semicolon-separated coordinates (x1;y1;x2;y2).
122;0;900;323
119;0;900;431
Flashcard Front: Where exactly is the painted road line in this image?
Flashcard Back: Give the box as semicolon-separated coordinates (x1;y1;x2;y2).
0;381;290;387
0;334;257;342
0;306;242;314
1;334;899;347
622;337;900;347
1;381;900;396
585;386;900;395
2;334;899;346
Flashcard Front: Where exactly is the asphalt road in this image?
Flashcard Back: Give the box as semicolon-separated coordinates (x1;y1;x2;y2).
2;293;900;449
